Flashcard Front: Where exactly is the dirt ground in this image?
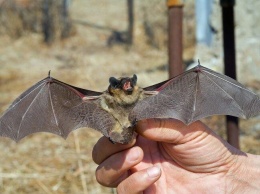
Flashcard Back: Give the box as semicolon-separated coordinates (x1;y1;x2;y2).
0;0;259;193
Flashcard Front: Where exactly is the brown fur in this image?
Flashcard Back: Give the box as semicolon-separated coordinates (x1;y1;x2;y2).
99;85;145;143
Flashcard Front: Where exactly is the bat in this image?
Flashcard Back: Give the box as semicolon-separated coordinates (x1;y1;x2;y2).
0;64;260;144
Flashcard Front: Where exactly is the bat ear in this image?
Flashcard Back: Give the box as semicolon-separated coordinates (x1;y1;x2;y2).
109;77;120;88
132;74;137;85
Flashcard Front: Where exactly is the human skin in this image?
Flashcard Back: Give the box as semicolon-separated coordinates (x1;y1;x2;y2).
92;119;260;194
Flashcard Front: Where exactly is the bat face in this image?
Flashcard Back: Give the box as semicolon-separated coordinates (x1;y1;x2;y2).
0;64;260;144
109;74;137;94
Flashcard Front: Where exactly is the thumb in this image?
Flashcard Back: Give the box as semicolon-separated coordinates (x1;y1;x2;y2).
135;119;209;144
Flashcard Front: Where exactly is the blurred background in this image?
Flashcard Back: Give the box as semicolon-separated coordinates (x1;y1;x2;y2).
0;0;259;193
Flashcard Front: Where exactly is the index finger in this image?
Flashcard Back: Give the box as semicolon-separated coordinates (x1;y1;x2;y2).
92;135;136;164
135;119;210;144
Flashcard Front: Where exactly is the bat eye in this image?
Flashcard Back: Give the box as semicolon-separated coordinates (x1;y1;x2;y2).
109;77;120;88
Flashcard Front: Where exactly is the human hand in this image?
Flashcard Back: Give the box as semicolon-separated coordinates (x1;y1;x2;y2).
92;119;260;194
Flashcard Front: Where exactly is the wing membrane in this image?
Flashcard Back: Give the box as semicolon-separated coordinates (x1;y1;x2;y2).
0;77;114;142
130;65;260;124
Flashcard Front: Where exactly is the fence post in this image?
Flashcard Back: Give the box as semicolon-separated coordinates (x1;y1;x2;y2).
42;0;54;44
127;0;134;45
167;0;184;78
220;0;239;149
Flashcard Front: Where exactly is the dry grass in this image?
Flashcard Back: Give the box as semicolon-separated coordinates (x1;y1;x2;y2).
0;0;259;193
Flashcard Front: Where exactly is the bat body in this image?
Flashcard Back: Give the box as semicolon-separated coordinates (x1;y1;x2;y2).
0;64;260;144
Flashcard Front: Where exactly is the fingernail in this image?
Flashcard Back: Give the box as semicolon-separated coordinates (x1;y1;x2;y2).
147;166;161;178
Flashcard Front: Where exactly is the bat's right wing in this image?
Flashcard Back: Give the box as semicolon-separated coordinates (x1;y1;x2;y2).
130;65;260;125
0;77;115;142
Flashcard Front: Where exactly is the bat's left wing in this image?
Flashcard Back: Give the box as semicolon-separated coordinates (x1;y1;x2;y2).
130;65;260;125
0;76;115;142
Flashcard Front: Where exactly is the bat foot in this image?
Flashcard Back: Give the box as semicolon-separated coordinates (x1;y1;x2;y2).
108;126;135;144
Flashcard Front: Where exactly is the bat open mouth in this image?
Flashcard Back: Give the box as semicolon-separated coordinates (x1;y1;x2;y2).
123;81;133;93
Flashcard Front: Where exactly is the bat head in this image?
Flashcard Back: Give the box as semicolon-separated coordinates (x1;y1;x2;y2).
109;74;137;95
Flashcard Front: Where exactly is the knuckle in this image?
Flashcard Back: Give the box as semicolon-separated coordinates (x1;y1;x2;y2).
95;167;111;186
95;166;120;187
